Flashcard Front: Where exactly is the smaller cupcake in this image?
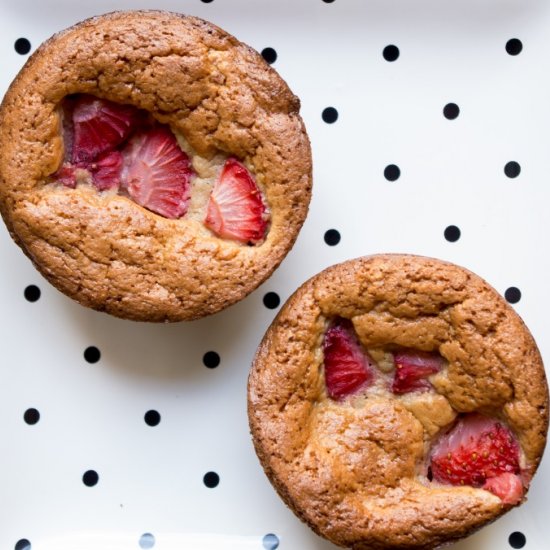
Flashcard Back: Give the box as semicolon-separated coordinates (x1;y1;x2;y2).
248;254;549;549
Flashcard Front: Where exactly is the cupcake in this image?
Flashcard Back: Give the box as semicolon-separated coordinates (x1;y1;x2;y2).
248;254;548;549
0;11;312;321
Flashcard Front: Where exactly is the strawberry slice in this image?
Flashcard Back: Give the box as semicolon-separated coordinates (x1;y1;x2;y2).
391;349;443;394
55;163;76;188
323;318;374;400
204;158;268;244
72;95;140;164
430;414;521;489
90;151;123;191
121;126;193;219
482;473;524;505
61;97;76;162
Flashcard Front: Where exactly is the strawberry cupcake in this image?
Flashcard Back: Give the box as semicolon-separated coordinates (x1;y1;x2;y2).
0;11;311;321
248;255;549;549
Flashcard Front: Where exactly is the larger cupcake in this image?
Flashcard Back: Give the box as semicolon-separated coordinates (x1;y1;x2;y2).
248;254;549;549
0;11;312;321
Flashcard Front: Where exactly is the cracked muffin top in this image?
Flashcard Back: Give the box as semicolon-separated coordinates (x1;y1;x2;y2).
0;10;311;321
248;254;549;550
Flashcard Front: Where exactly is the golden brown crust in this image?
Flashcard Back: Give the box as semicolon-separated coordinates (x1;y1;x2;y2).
0;10;312;321
248;254;549;549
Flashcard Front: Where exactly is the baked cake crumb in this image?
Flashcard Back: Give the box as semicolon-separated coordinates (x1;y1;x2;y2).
0;11;312;321
248;254;548;549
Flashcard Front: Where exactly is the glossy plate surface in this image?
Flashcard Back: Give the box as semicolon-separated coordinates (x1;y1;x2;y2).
0;1;548;549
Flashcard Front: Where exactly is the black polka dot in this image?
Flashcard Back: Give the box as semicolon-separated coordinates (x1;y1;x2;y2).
324;229;341;246
506;39;523;56
82;470;99;487
84;346;101;364
144;410;161;427
322;0;335;3
383;45;399;62
15;540;31;550
203;351;220;369
444;225;461;242
322;107;338;123
384;164;401;181
505;287;521;304
263;533;280;550
139;533;156;549
203;471;219;488
14;38;31;55
201;0;214;3
24;285;41;302
24;408;40;425
443;103;460;120
509;531;526;549
504;161;521;178
263;292;281;310
261;47;277;64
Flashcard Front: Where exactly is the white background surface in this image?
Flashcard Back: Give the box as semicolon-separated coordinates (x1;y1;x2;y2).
0;0;548;548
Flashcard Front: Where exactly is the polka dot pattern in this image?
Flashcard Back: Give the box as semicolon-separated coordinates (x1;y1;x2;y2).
324;229;341;246
504;161;521;178
203;471;220;488
383;44;399;61
261;47;277;64
24;285;40;302
263;533;280;549
384;164;401;181
509;531;526;548
263;292;281;310
23;408;40;425
203;351;220;369
82;470;99;487
14;38;30;55
0;5;545;550
84;346;101;364
444;225;461;242
506;39;523;56
505;287;521;304
443;103;460;120
139;533;155;549
144;410;161;427
322;107;338;123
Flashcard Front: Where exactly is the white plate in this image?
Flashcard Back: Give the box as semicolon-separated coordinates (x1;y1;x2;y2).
0;1;548;549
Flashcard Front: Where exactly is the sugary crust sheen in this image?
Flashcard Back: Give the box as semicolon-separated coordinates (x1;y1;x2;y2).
0;10;312;321
248;255;549;549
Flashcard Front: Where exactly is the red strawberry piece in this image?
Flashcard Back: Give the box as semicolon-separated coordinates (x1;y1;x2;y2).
391;349;443;394
121;126;193;219
90;151;123;191
61;97;76;162
482;472;524;505
323;318;374;400
204;158;268;244
55;163;76;188
430;414;521;489
72;95;140;164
